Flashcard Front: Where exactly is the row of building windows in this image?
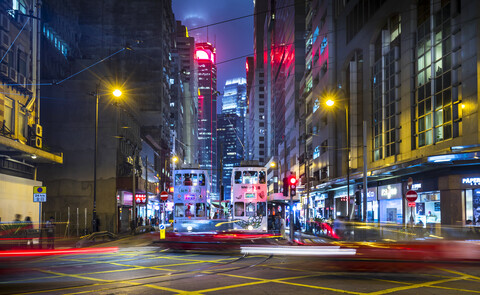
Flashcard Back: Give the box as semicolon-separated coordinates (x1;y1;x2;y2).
43;24;69;57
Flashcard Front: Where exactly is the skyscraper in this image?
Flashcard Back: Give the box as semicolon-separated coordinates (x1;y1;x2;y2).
195;42;218;195
218;78;247;200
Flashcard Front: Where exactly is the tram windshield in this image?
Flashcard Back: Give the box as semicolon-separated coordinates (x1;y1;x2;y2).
234;170;267;184
174;173;206;186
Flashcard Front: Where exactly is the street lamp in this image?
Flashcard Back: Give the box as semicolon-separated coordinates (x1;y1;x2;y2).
325;96;350;219
92;87;122;233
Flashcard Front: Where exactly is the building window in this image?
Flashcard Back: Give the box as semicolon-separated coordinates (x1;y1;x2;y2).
372;14;401;160
3;97;14;135
415;2;454;148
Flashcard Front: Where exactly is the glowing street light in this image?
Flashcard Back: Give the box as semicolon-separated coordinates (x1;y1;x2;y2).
325;96;351;219
113;89;122;97
92;87;122;232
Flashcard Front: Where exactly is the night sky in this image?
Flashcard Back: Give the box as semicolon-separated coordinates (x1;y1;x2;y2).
172;0;254;95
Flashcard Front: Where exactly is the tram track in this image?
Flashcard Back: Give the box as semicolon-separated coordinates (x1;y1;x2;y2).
3;248;274;295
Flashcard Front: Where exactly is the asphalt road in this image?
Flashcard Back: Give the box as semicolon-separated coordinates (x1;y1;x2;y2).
1;235;480;294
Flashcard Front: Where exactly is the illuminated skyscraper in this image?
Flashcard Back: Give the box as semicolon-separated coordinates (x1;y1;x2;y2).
218;78;247;200
195;42;218;195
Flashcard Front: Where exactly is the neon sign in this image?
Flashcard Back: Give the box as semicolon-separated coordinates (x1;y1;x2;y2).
195;49;215;63
462;177;480;186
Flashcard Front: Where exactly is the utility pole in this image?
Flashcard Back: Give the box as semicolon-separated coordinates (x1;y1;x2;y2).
132;149;136;230
362;121;367;222
145;155;148;221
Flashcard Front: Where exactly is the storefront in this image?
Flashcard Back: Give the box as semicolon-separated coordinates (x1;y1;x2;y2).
461;177;480;225
365;187;378;222
313;193;327;219
413;191;441;227
117;191;133;232
333;189;349;219
378;183;403;224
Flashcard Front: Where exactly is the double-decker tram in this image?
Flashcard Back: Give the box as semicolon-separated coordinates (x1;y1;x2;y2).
230;166;268;232
172;168;212;232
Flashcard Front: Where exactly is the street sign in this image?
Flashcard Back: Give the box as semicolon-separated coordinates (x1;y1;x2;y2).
159;223;165;240
33;186;47;202
408;201;416;207
406;190;418;202
160;191;168;201
408;177;413;186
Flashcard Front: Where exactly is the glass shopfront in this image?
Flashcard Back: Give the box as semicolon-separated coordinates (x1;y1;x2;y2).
465;188;480;224
365;187;378;222
378;184;403;224
414;191;441;227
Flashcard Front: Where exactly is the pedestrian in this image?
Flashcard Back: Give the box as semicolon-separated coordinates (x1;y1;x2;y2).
46;216;56;249
280;216;286;239
274;215;281;234
130;219;136;235
24;216;33;248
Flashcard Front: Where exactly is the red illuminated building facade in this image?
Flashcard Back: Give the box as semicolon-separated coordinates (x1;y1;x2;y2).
195;42;218;195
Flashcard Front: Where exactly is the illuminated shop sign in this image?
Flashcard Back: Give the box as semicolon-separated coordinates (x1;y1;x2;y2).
378;184;401;200
412;183;422;190
462;177;480;186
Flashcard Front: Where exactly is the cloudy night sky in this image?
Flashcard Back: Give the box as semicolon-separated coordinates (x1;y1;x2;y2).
172;0;254;96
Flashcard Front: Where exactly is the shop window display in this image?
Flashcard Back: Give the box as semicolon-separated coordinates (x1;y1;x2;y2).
415;192;441;226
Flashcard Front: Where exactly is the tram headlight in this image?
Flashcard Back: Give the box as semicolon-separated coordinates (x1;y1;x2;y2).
187;226;193;232
248;225;253;230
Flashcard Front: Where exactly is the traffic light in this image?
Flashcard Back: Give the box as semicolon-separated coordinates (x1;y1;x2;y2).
355;191;361;205
282;177;289;196
288;175;297;197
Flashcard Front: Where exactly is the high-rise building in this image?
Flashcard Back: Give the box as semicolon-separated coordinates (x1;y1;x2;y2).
252;0;305;188
246;0;271;166
195;42;218;195
301;0;480;228
174;21;197;166
38;0;175;233
218;78;247;200
0;0;62;223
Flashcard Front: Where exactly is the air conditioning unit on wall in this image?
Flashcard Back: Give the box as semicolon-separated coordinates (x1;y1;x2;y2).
9;68;16;82
0;64;7;76
30;136;42;149
34;124;42;137
0;14;9;32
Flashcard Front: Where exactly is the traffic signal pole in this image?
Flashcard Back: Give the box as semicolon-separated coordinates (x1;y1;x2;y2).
289;187;294;243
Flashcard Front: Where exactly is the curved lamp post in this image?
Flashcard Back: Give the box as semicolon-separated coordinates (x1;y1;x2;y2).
92;87;122;233
325;97;350;219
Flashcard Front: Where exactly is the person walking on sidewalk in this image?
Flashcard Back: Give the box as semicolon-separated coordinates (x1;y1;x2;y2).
46;216;56;249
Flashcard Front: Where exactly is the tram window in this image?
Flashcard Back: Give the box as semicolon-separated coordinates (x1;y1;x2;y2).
257;202;266;216
235;202;244;216
246;202;256;217
259;171;266;184
234;171;242;184
243;171;258;184
185;203;195;217
196;203;205;217
175;174;183;186
175;203;185;217
199;174;206;186
184;174;192;186
192;174;198;185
